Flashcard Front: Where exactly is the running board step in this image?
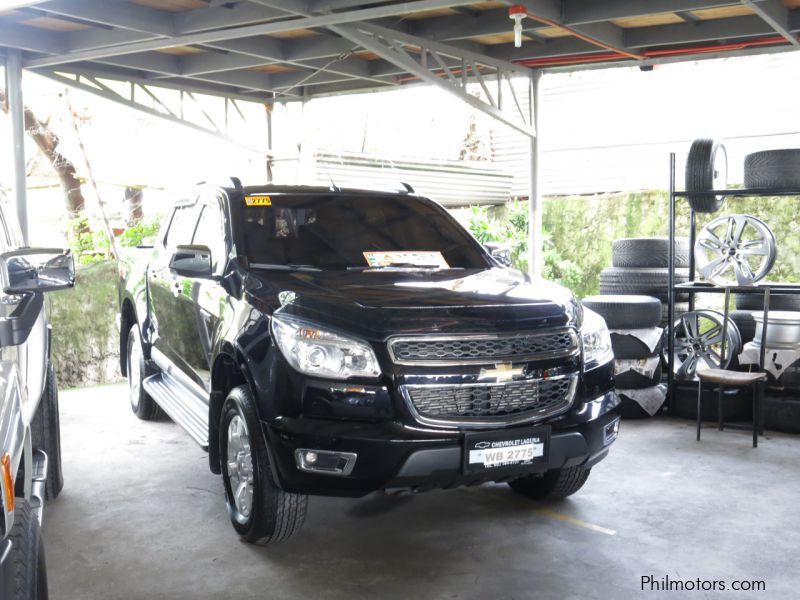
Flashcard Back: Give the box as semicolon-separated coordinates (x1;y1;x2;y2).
143;373;209;448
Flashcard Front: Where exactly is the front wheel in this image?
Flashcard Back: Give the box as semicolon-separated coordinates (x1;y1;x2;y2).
508;466;591;500
219;385;307;545
7;500;48;600
126;325;163;421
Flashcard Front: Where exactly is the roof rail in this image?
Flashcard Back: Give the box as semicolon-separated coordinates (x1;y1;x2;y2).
195;177;243;189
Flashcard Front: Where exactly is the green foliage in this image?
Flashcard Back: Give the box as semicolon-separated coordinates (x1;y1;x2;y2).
68;216;162;265
117;216;162;248
465;191;800;299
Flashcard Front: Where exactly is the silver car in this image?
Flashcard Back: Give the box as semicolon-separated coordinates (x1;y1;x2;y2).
0;195;74;600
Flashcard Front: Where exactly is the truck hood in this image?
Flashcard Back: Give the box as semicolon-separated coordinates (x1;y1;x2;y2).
244;267;578;339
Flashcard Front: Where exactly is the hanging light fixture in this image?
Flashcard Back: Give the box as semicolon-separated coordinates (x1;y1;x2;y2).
509;5;527;48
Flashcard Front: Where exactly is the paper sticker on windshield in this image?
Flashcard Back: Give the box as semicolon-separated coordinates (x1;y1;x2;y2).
363;251;449;269
245;195;271;207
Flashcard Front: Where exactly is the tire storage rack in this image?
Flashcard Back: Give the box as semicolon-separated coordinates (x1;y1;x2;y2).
666;151;800;432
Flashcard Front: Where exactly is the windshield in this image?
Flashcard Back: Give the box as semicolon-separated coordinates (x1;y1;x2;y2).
238;194;491;270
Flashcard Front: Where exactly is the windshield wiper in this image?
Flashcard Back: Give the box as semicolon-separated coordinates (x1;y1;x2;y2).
250;262;322;271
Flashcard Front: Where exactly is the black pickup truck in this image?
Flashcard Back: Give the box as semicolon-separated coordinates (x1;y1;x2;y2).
117;181;620;545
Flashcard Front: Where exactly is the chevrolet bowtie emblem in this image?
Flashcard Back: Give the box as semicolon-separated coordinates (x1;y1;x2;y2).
478;363;524;382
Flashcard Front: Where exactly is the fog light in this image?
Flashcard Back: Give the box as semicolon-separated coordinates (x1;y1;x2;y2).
295;448;357;476
604;418;620;445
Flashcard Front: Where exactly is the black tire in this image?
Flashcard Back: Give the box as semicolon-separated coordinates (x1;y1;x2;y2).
615;362;662;389
599;267;690;302
581;295;661;329
661;302;690;326
610;332;660;359
686;138;727;212
127;325;163;421
744;149;800;190
508;465;591;500
762;395;800;434
616;395;654;419
735;293;800;312
30;363;63;501
612;237;690;268
729;310;757;344
220;385;307;544
7;500;48;600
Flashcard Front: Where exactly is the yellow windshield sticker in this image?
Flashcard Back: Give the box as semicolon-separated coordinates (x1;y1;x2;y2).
245;195;272;207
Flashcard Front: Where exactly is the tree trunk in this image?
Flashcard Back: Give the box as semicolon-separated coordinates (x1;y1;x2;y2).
124;187;144;225
1;89;89;231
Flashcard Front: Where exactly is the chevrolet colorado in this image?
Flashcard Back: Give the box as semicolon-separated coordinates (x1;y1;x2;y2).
117;181;619;545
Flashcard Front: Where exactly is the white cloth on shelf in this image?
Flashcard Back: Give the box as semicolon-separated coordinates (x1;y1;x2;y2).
738;342;800;380
610;327;664;354
617;384;667;417
615;356;660;378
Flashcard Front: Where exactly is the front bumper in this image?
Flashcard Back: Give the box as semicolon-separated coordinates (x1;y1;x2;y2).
264;391;620;497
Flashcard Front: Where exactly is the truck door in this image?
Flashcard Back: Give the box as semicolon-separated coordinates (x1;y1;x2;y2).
174;193;229;391
148;203;200;370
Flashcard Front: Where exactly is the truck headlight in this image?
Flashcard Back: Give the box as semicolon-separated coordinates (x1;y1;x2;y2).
581;309;613;366
271;314;381;380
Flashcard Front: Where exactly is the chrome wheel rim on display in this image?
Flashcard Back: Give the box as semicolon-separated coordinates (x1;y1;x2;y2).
694;214;777;286
226;415;254;524
672;310;742;380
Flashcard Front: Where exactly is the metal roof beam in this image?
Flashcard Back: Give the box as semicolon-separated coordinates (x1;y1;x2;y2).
505;1;642;59
353;22;529;74
25;0;477;68
563;0;735;25
487;37;603;61
174;3;287;33
0;22;67;54
40;64;274;102
328;22;535;137
36;0;175;36
624;15;775;47
742;0;800;46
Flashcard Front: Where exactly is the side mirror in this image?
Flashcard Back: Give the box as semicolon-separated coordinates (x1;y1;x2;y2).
0;248;75;294
170;245;212;278
484;242;512;267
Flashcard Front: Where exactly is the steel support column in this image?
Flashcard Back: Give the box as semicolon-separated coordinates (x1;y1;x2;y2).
528;70;542;279
5;49;28;244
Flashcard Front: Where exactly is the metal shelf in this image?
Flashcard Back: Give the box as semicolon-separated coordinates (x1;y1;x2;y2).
673;282;800;294
673;187;800;198
664;153;800;409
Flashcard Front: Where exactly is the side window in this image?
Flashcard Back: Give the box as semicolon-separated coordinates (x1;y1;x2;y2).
163;205;198;250
192;204;226;272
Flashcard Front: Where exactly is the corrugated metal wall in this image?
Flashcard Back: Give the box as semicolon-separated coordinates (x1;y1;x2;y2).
491;52;800;197
274;151;513;206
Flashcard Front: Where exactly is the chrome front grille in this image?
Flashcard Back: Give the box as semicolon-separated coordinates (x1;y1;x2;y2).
402;376;577;426
388;329;579;366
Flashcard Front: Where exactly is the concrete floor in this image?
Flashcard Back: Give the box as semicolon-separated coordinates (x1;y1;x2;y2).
43;384;797;600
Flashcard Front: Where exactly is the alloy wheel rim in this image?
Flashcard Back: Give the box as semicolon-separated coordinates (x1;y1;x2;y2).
672;310;741;380
695;214;777;286
226;414;254;524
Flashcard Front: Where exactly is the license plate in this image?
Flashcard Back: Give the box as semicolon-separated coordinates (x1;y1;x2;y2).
463;427;550;473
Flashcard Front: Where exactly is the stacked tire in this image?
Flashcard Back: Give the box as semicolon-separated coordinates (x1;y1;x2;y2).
601;237;691;326
582;295;666;418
